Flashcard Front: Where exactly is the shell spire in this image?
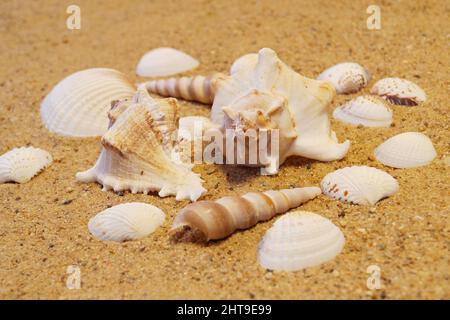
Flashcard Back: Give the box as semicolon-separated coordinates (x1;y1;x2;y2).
171;186;321;241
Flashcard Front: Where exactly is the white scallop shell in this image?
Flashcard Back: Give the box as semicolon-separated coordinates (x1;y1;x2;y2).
317;62;370;94
257;211;345;271
0;147;52;183
136;47;199;77
374;132;437;168
41;68;135;137
88;202;165;242
320;166;399;205
333;95;393;127
371;78;426;106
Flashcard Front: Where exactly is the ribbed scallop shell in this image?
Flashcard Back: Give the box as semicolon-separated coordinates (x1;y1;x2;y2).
88;202;165;242
41;68;135;137
257;211;345;271
317;62;370;94
371;78;426;106
374;132;437;168
333;95;393;127
320;166;398;205
0;147;52;183
136;47;199;77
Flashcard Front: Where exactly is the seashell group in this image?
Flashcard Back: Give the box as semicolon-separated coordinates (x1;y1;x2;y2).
41;68;135;137
317;62;370;94
320;166;399;205
374;132;437;168
0;147;52;183
333;95;393;127
88;202;165;242
171;187;321;241
257;211;345;271
371;77;426;106
136;47;199;77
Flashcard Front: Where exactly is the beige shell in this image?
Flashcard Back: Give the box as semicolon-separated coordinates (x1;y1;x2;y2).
317;62;371;94
41;68;135;137
257;211;345;271
371;78;426;106
76;86;206;201
171;186;321;241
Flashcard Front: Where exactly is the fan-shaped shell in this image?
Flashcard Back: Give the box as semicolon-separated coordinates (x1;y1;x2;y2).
88;202;165;242
136;47;199;77
370;78;426;106
41;68;135;137
333;95;393;127
317;62;370;94
257;211;345;271
0;147;52;183
320;166;398;205
374;132;436;168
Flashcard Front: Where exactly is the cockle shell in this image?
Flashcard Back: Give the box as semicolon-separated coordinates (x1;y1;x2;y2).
76;86;206;201
257;211;345;271
41;68;135;137
317;62;370;94
321;166;398;205
136;47;199;77
374;132;437;168
171;186;321;241
88;202;165;242
0;147;52;183
333;95;393;127
371;78;426;106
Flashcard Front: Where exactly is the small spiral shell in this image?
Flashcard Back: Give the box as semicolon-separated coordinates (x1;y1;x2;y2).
144;73;225;104
171;186;321;241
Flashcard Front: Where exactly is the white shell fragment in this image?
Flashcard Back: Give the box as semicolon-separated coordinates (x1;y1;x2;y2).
88;202;165;242
257;211;345;271
374;132;437;168
0;147;52;183
136;47;199;77
371;78;426;106
333;95;393;127
229;53;258;75
41;68;135;137
321;166;399;205
317;62;370;94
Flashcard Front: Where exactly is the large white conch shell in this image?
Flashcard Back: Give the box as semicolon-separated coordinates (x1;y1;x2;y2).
76;86;206;201
41;68;135;137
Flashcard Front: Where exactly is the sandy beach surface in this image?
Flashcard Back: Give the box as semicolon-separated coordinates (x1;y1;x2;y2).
0;0;448;299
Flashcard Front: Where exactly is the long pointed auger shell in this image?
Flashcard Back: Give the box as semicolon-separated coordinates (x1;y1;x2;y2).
0;147;52;183
257;211;345;271
371;78;426;106
171;186;321;241
317;62;371;94
41;68;135;137
76;86;206;201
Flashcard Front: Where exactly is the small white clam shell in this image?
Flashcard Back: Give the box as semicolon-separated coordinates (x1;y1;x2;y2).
321;166;399;205
257;211;345;271
0;147;52;183
88;203;165;242
317;62;370;94
333;95;393;127
374;132;436;168
136;47;199;77
41;68;135;137
371;78;426;106
229;53;258;75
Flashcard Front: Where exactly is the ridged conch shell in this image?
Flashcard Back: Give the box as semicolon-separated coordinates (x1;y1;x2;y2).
320;166;398;205
136;47;199;77
333;95;393;127
76;86;206;201
371;78;426;106
374;132;437;168
257;211;345;271
88;202;165;242
317;62;370;94
171;186;321;241
0;147;52;183
41;68;135;137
